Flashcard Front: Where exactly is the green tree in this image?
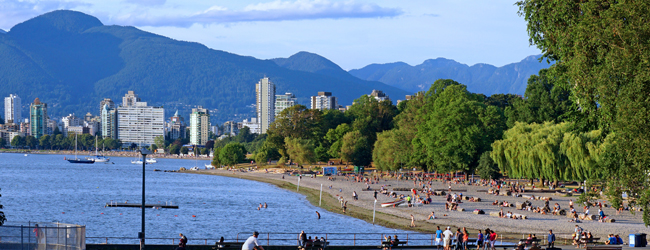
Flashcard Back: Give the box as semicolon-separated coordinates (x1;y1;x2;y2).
325;123;352;158
211;146;222;167
285;137;316;166
505;69;572;127
518;0;650;224
219;142;245;167
154;135;166;149
39;135;51;149
24;136;37;149
254;142;280;166
11;135;24;148
372;130;400;171
345;95;398;148
415;84;503;174
200;147;209;156
476;151;502;180
180;146;189;155
314;144;330;163
0;137;6;148
150;144;158;152
340;131;371;166
170;144;181;155
266;105;322;158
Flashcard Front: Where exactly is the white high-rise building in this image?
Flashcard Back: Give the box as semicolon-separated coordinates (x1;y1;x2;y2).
275;92;297;117
242;118;261;134
310;92;338;111
190;106;210;145
4;94;21;124
116;91;164;147
101;102;118;139
256;77;275;134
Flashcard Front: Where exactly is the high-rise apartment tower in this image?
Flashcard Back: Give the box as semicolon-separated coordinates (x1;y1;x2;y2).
256;77;275;134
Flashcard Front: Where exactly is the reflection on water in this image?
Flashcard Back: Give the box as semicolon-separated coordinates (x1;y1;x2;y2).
1;153;411;245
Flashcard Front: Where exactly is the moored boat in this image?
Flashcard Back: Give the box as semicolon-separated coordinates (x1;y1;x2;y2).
381;199;405;207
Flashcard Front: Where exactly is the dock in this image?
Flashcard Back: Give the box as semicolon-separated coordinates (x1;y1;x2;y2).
105;202;179;209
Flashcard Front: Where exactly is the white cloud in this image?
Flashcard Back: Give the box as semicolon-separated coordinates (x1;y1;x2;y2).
123;0;166;6
0;0;91;29
112;0;403;27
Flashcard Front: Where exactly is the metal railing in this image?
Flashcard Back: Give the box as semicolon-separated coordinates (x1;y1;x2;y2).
85;232;583;246
0;222;85;250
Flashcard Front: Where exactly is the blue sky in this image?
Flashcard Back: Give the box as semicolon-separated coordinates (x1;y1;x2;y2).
0;0;541;70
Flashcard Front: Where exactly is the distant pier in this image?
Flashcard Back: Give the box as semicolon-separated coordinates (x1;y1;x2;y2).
106;201;178;209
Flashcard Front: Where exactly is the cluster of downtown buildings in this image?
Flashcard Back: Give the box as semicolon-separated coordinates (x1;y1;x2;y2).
1;77;392;148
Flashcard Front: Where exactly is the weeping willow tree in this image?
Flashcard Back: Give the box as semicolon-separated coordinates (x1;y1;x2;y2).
492;122;613;186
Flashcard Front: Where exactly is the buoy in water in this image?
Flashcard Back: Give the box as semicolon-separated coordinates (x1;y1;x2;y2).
192;215;196;217
174;215;178;217
101;213;104;214
62;212;65;214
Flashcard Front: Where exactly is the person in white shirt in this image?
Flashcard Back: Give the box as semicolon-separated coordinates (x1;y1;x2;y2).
242;231;264;250
443;226;454;250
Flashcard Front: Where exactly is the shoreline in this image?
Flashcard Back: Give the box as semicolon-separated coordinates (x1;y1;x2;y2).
184;169;535;242
182;168;647;244
0;149;212;161
182;169;423;234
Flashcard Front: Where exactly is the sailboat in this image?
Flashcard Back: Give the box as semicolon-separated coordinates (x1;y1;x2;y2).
87;137;110;163
67;134;95;164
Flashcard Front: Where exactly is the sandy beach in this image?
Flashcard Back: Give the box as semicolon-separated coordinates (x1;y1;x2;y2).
187;168;646;243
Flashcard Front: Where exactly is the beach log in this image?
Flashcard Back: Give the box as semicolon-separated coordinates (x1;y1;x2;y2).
473;209;485;215
580;214;597;220
604;218;616;223
558;209;567;216
516;202;526;210
434;191;446;196
521;195;532;199
513;213;527;219
463;196;470;200
489;212;501;217
456;207;465;212
567;212;576;219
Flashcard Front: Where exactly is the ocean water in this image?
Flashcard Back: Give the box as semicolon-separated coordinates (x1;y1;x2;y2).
1;153;414;245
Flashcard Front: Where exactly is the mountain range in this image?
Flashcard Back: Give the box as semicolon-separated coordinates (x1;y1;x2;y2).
349;55;552;95
0;10;408;122
0;10;549;124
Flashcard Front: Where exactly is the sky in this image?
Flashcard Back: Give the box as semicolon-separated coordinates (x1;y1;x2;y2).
0;0;541;70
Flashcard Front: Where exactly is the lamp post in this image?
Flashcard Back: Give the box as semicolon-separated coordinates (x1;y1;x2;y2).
139;147;152;250
373;199;377;225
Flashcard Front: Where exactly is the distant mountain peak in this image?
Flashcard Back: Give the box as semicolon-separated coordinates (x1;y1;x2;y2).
349;54;552;96
0;29;6;34
9;10;103;36
272;51;344;72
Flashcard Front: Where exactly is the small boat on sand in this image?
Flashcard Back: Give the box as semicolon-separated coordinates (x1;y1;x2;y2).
381;199;405;207
205;164;215;169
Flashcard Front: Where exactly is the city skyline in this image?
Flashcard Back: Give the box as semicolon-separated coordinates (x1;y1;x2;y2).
0;0;541;70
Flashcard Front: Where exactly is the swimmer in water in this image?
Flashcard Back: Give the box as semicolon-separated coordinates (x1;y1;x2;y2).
316;211;321;219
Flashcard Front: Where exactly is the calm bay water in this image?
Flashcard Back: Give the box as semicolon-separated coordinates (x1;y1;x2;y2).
1;153;411;245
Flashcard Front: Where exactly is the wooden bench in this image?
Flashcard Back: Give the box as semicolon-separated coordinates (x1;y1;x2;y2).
299;241;329;250
586;245;622;250
579;238;601;247
212;242;244;249
381;241;408;249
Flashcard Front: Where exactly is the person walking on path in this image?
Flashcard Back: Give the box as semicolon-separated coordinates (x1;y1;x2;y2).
179;233;188;248
462;228;469;250
476;230;484;250
548;230;556;248
435;226;443;250
298;231;307;247
242;231;264;250
443;226;453;250
453;228;463;250
410;214;415;228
